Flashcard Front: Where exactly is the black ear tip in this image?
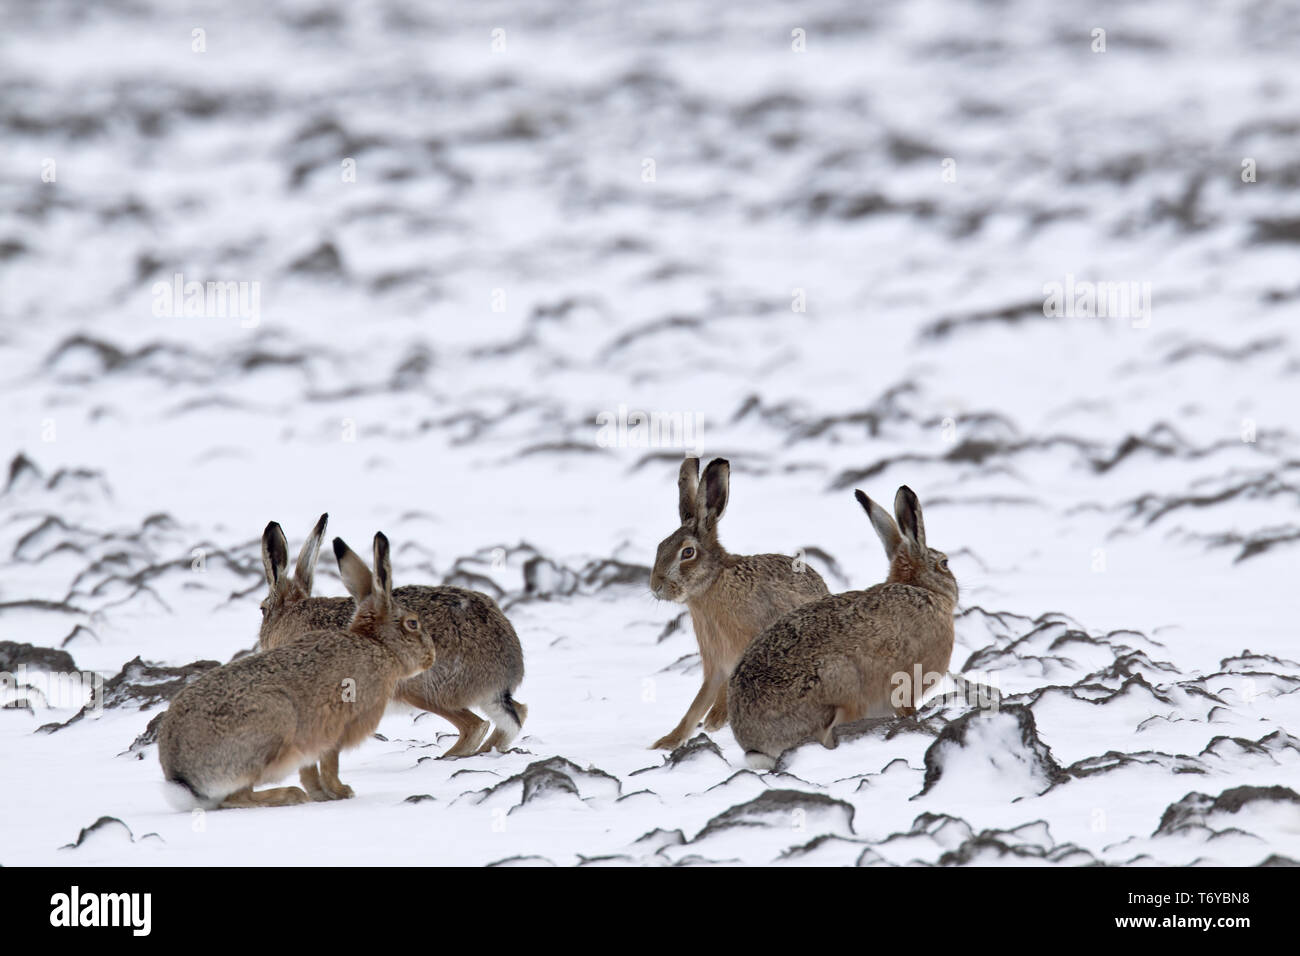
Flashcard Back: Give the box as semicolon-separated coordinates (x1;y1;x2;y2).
317;512;328;527
332;537;347;559
854;489;869;507
374;531;390;552
263;520;281;537
703;457;730;479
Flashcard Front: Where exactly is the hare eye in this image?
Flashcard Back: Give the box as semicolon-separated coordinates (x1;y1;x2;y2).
403;616;420;632
680;547;695;560
938;558;949;571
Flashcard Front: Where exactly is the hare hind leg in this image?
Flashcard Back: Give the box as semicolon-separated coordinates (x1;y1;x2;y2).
442;710;490;756
221;786;310;808
397;683;490;757
424;707;489;757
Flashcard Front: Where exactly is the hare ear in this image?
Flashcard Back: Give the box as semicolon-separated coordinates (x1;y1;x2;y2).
678;457;700;526
293;513;328;594
855;490;900;559
371;532;393;605
894;486;926;550
262;522;289;591
333;537;373;602
696;458;730;533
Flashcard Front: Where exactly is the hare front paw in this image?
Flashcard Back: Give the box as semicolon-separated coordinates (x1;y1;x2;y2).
299;766;330;801
651;731;686;751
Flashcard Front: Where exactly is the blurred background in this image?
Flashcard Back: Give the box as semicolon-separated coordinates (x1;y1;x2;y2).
3;0;1297;642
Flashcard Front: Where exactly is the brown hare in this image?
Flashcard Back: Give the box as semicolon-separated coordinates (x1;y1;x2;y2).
159;532;435;808
648;457;828;750
728;486;958;770
260;515;526;778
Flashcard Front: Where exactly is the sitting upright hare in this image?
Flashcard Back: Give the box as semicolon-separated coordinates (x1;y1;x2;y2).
648;457;828;750
728;486;958;770
260;515;526;777
159;532;435;808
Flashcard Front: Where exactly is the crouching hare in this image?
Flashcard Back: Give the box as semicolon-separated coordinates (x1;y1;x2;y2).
159;532;434;808
649;457;828;750
728;486;957;770
260;515;526;769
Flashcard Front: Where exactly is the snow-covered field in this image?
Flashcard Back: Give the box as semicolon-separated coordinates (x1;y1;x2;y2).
1;0;1298;866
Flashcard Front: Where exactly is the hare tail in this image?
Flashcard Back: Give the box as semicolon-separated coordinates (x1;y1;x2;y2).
744;751;777;772
162;774;219;812
479;690;526;753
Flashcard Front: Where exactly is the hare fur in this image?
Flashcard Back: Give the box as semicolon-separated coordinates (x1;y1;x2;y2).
649;458;828;750
728;486;958;769
159;532;435;808
259;515;526;774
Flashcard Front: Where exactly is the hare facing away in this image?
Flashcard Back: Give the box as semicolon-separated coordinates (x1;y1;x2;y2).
159;533;435;808
260;515;526;784
648;457;829;750
728;486;958;770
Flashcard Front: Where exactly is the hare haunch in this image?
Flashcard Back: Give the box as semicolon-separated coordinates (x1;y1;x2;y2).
728;486;958;770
